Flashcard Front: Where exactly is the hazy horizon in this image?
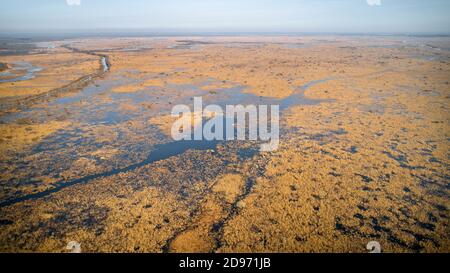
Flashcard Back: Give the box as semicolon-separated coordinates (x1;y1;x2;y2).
1;0;449;35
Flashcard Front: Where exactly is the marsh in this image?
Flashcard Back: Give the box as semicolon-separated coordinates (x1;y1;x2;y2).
0;35;449;253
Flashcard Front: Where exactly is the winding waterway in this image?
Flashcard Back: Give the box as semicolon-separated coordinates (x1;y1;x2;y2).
0;76;334;207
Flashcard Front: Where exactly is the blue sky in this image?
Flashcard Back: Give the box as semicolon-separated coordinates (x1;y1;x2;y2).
0;0;449;34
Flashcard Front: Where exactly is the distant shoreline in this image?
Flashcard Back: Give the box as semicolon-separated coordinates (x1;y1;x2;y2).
1;31;450;41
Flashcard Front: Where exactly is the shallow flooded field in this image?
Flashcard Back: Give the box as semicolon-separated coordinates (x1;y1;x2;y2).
0;35;449;253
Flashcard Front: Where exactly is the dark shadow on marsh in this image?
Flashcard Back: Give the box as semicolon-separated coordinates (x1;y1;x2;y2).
0;139;221;208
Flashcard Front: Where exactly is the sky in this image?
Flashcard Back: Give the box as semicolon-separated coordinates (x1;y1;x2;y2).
0;0;449;34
